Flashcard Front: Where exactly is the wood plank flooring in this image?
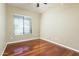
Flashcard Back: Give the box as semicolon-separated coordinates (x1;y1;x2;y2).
3;39;79;56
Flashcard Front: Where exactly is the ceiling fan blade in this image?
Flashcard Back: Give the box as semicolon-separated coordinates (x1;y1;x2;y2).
37;3;39;7
44;3;47;4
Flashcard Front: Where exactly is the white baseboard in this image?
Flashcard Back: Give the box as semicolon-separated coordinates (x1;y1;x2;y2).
42;38;79;52
7;38;38;44
1;43;7;56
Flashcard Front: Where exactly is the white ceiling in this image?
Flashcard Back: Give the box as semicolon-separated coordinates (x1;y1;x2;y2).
6;3;62;14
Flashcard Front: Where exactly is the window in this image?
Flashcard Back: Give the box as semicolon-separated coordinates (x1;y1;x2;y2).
14;15;32;35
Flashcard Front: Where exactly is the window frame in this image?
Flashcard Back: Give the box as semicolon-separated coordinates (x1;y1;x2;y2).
13;14;32;35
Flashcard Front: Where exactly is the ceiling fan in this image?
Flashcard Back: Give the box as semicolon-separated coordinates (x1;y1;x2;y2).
37;3;47;7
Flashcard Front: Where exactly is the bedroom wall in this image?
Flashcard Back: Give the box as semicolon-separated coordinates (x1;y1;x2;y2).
0;4;6;55
6;6;41;42
40;4;79;50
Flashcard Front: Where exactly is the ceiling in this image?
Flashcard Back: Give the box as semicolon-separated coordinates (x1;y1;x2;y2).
6;3;63;14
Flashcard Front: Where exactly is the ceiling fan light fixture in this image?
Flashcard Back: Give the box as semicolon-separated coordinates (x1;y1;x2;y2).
36;3;47;7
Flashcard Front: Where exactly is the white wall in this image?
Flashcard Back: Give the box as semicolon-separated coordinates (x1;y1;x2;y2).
40;4;79;50
0;4;6;55
6;6;41;42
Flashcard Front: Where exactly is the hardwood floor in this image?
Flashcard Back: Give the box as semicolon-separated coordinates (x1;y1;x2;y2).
3;39;79;56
